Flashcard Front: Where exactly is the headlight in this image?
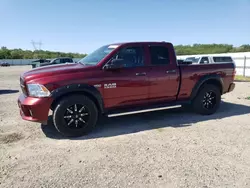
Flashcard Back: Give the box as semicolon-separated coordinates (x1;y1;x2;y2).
27;84;51;97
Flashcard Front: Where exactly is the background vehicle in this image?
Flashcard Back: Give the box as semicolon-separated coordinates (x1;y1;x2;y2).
18;41;236;137
0;61;10;67
184;55;234;64
40;57;74;67
177;59;192;65
32;59;50;64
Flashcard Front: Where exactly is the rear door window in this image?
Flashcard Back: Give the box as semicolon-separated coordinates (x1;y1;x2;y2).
149;46;170;65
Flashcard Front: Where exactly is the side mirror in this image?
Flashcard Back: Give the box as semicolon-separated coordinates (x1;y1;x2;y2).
104;59;125;70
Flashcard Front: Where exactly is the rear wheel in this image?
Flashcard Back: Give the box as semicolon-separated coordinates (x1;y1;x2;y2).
53;95;98;137
192;84;221;115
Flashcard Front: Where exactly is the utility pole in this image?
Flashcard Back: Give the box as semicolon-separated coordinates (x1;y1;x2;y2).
31;40;43;51
31;40;43;59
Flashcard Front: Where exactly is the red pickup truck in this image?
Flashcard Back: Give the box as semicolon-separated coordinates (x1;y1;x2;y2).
18;42;235;137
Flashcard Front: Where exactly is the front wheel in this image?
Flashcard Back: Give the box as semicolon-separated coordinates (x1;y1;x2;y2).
192;84;221;115
53;95;98;137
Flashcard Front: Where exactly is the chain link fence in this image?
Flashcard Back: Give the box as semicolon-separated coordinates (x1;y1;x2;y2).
0;58;82;66
233;56;250;77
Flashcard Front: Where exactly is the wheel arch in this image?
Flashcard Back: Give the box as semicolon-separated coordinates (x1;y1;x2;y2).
50;84;104;113
190;75;223;100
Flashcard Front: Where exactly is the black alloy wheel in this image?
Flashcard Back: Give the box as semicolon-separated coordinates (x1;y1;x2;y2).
63;104;90;129
53;95;98;137
192;84;221;115
202;91;217;110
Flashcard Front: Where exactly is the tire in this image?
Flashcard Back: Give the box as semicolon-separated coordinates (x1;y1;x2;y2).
192;84;221;115
53;95;98;137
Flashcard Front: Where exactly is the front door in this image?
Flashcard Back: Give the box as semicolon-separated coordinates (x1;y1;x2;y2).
101;44;150;109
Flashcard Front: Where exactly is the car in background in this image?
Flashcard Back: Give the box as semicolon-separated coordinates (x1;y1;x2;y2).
32;59;50;64
177;59;192;65
0;61;10;67
40;57;74;67
177;59;184;64
184;56;234;64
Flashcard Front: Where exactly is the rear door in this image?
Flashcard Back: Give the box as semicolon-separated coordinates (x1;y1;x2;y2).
147;44;180;103
101;44;150;109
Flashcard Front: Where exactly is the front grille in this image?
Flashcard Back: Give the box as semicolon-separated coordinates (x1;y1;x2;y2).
20;77;28;96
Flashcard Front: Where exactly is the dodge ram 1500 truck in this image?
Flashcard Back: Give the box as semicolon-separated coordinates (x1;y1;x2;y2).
18;41;236;137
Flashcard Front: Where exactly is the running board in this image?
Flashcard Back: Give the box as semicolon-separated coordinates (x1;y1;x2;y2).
107;105;182;118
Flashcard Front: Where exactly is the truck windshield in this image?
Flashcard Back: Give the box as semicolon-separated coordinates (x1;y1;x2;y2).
78;45;118;65
185;57;200;63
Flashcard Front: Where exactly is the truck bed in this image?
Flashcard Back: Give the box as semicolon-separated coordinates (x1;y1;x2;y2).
178;62;235;100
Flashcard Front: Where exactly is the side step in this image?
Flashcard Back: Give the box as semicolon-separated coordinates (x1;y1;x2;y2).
107;105;182;118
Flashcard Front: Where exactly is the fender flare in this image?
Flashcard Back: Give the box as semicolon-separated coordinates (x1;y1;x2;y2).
51;84;104;113
190;74;224;100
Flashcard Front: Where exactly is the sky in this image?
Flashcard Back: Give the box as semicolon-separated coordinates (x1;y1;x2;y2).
0;0;250;53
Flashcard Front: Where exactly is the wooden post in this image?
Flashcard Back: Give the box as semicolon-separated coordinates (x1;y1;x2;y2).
243;56;246;77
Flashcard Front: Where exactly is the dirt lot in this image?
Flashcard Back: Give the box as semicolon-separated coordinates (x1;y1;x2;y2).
1;66;250;188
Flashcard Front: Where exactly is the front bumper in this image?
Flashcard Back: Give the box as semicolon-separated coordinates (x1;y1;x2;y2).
228;83;235;92
18;94;53;123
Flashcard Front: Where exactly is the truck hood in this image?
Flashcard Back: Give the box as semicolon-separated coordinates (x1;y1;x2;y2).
22;63;91;82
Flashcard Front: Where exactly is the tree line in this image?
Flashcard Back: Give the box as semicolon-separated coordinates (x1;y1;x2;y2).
0;44;250;59
175;44;250;55
0;47;86;59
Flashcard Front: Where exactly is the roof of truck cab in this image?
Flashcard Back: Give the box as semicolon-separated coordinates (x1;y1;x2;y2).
109;41;172;46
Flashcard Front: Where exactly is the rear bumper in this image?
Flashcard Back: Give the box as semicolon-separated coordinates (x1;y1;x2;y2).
228;83;235;92
17;94;53;123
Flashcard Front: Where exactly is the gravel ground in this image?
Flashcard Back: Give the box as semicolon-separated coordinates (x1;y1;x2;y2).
0;66;250;188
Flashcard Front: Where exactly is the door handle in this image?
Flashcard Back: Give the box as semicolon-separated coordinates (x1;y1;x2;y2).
166;70;176;74
136;72;146;76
